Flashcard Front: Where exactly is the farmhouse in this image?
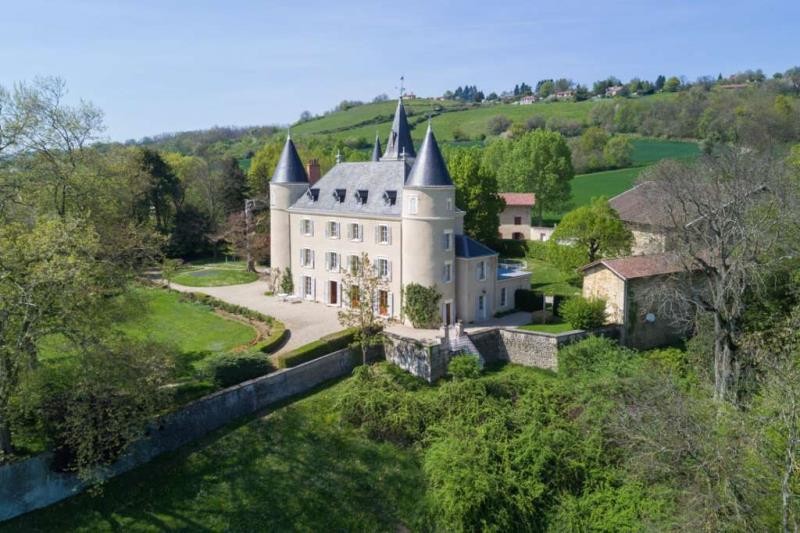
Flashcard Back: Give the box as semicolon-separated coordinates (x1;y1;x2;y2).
608;181;673;255
270;97;530;326
581;253;691;349
498;193;554;241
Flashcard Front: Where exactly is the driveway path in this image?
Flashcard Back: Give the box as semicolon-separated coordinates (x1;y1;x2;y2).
170;280;342;354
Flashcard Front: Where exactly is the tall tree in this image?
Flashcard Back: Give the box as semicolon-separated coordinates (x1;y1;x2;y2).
445;147;504;245
338;253;387;365
132;148;183;234
217;156;250;215
498;129;574;225
641;152;800;402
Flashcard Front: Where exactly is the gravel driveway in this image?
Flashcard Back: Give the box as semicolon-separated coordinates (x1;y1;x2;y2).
169;280;343;354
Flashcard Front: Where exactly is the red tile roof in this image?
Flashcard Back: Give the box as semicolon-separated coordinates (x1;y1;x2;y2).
581;253;689;280
500;193;536;207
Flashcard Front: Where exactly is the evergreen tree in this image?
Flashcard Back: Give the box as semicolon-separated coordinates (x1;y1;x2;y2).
218;156;250;215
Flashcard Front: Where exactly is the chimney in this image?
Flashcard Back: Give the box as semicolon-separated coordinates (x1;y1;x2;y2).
306;159;321;185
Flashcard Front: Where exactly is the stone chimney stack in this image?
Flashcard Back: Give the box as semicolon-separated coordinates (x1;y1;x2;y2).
306;159;321;185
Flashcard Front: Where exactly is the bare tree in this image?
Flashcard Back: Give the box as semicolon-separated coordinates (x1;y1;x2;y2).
640;151;799;402
337;253;389;365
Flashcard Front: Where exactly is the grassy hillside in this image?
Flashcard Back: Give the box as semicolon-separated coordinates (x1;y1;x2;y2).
291;93;679;143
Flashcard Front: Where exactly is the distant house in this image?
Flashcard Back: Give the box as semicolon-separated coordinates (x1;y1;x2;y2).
605;85;626;97
718;83;749;90
581;253;693;349
403;92;417;99
609;182;673;255
497;193;553;241
554;90;575;101
518;95;538;105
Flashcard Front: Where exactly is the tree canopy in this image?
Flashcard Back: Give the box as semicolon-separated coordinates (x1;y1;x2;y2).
551;197;633;263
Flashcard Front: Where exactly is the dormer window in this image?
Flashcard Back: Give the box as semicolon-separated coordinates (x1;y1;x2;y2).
383;190;397;206
306;188;320;202
332;189;346;203
355;190;369;205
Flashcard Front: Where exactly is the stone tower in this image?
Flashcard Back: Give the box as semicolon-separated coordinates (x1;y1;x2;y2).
269;135;308;287
401;123;457;324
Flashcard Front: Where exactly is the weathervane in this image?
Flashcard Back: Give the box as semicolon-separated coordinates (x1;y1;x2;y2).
397;75;405;100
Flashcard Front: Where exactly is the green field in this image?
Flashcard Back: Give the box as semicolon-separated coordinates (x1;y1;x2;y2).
170;260;259;287
290;94;680;143
4;368;429;532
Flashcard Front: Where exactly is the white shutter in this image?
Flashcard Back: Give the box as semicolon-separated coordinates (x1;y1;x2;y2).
387;260;392;281
387;226;392;245
311;250;315;269
347;223;352;240
313;278;317;299
359;224;364;241
390;292;394;317
324;279;329;303
337;254;342;273
372;290;379;313
374;225;379;243
310;221;314;236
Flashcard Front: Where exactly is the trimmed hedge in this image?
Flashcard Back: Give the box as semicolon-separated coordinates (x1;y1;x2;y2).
256;323;288;354
206;352;275;388
275;328;357;369
515;289;545;312
561;296;607;330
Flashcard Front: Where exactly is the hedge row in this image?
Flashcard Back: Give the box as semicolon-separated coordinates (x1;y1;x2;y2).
206;352;275;388
275;328;357;369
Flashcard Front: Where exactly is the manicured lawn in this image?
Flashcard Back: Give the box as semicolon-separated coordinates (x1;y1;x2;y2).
3;376;428;532
39;287;257;379
528;258;581;297
520;319;574;334
170;260;259;287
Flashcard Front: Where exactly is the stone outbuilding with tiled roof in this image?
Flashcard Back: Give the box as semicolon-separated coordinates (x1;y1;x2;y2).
580;253;694;349
608;181;675;255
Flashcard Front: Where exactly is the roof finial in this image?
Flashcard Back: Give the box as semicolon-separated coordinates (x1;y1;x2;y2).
336;149;342;164
399;75;405;100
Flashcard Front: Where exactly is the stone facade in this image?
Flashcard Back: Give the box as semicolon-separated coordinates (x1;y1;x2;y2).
629;222;668;256
582;264;626;323
383;332;448;383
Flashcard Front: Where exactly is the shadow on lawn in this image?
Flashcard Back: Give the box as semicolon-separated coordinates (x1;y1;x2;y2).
4;381;425;532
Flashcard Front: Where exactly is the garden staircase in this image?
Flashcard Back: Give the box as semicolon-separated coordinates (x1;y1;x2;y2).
446;326;485;369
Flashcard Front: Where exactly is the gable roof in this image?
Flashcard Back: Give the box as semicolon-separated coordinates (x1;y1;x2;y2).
608;181;672;227
382;98;416;160
405;124;453;188
289;160;407;217
499;193;535;207
271;136;308;184
581;253;688;280
455;235;497;258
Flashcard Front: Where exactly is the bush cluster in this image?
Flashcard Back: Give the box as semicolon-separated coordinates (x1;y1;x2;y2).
206;352;274;388
402;284;442;329
275;328;356;369
561;296;607;330
448;355;482;380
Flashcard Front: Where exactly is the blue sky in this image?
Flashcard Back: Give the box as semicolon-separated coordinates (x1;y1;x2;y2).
2;0;797;141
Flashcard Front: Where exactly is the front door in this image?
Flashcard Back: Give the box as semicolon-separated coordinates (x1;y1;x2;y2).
329;281;338;305
378;290;389;316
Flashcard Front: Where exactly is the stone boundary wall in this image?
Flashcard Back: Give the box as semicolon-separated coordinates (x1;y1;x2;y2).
0;348;359;523
383;332;447;383
469;326;620;372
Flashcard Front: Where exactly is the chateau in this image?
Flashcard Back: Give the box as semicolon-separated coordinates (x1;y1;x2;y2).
269;98;530;326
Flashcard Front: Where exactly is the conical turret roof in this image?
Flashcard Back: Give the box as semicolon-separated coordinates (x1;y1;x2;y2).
383;98;416;160
405;124;452;187
371;133;382;162
271;136;308;184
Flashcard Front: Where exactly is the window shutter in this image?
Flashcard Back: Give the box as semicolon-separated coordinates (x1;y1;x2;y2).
311;250;315;269
325;223;329;238
313;278;317;299
390;292;394;317
347;224;352;240
374;225;379;244
387;260;392;281
359;224;364;241
372;290;379;313
387;226;392;245
337;254;342;272
324;279;329;303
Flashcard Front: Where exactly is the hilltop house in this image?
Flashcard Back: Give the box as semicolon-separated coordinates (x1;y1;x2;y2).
270;98;530;326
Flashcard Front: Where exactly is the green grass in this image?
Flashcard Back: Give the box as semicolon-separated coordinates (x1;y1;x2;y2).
519;318;574;334
528;259;580;297
630;137;699;165
170;261;259;287
3;374;428;532
40;287;257;380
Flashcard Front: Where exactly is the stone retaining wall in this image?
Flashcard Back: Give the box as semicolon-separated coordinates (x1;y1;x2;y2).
383;332;447;383
0;348;359;523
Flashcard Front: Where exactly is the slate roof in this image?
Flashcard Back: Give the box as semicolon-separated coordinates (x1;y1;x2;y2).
581;253;688;280
271;136;308;184
499;193;536;207
289;160;408;217
383;99;416;160
371;134;382;162
455;235;497;258
405;124;453;188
